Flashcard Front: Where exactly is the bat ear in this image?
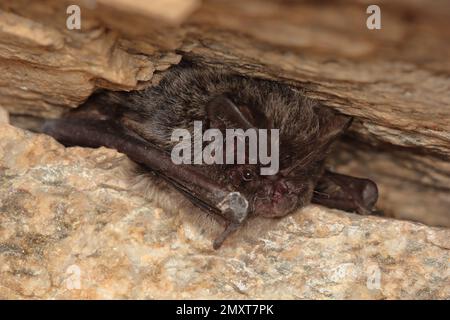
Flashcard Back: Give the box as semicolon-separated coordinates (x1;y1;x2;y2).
206;95;256;130
315;107;352;145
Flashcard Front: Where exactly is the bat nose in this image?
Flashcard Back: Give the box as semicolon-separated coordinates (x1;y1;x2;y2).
272;180;288;202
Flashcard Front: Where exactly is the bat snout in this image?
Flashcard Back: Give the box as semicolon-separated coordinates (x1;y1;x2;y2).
253;180;298;218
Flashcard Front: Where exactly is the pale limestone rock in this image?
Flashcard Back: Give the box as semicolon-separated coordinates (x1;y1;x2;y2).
0;124;448;299
0;107;8;124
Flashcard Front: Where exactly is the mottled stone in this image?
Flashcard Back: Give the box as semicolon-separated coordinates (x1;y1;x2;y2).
0;124;448;299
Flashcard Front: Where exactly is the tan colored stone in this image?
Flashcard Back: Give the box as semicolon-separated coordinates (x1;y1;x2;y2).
0;125;448;299
0;107;8;124
95;0;201;25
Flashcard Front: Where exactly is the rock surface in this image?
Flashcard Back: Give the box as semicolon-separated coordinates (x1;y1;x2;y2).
0;124;448;299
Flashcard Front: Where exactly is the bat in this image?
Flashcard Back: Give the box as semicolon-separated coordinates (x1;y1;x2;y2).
42;63;378;249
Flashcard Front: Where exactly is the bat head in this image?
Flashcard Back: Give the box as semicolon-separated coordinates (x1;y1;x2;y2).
207;94;351;218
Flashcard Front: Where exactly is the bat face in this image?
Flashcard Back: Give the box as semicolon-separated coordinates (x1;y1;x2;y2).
225;163;311;218
203;93;350;219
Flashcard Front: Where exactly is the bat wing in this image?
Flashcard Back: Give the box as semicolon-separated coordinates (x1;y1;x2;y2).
42;117;248;249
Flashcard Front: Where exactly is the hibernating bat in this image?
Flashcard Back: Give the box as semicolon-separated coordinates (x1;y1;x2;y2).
43;63;378;249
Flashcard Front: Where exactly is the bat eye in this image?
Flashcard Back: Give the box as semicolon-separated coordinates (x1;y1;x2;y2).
242;169;254;181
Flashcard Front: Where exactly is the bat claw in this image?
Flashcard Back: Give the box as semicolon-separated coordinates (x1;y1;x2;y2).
212;192;249;249
213;221;241;250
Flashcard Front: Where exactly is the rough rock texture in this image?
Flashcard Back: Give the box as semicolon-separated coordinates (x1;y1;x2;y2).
0;124;449;299
0;0;186;117
1;0;449;154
